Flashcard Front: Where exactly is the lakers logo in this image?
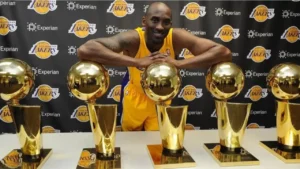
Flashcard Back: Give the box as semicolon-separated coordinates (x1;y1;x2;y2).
32;84;60;102
27;0;58;15
29;40;59;59
107;85;121;102
179;48;194;59
71;105;89;122
78;150;96;168
245;85;268;101
0;16;17;36
185;123;195;130
107;0;135;18
68;19;97;38
214;25;240;42
42;126;60;133
1;150;21;168
180;2;206;20
247;46;271;63
178;85;203;102
247;123;260;129
281;26;300;43
0;105;12;123
249;5;275;22
211;109;217;118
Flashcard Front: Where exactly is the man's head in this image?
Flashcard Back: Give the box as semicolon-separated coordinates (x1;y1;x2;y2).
142;2;172;44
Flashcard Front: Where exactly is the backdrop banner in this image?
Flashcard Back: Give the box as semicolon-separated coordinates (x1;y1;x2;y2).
0;0;300;133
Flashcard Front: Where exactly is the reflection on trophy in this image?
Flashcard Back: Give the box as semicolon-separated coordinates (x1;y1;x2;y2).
260;63;300;163
0;58;52;169
67;61;121;169
203;62;259;166
141;62;196;168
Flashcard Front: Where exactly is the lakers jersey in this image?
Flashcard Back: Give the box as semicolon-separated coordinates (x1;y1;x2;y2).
126;27;176;94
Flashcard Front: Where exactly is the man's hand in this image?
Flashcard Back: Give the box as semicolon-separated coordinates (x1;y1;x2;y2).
160;56;180;68
137;52;168;68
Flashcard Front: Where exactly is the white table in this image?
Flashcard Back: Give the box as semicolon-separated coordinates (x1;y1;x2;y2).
1;128;300;169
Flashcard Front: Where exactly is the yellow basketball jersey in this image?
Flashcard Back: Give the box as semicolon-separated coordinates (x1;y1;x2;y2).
127;27;175;94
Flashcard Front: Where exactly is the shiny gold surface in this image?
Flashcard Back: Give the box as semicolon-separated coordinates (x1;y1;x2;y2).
67;61;117;158
67;61;109;103
203;143;259;167
76;148;121;169
215;100;252;149
147;145;196;169
260;141;300;163
0;58;34;104
205;62;244;100
156;105;188;151
87;104;117;156
0;149;52;169
8;105;42;156
266;63;300;100
276;100;300;147
141;62;181;103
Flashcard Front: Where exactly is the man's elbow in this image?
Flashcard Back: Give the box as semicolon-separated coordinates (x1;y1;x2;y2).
77;40;96;60
218;45;232;62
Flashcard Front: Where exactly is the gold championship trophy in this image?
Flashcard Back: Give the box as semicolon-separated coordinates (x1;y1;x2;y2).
260;63;300;163
67;61;121;169
0;58;52;169
141;62;196;169
203;62;260;167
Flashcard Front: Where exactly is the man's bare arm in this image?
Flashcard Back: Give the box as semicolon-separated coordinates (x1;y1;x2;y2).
77;30;140;67
172;28;232;69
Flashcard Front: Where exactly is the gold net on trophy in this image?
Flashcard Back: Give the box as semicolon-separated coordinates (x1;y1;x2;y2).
203;62;259;167
0;58;52;169
67;61;121;169
141;62;196;169
260;62;300;163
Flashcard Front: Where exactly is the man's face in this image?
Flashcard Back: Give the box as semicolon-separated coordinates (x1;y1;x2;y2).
143;9;172;44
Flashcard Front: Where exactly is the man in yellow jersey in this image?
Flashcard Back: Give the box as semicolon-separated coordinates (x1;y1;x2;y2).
77;2;232;131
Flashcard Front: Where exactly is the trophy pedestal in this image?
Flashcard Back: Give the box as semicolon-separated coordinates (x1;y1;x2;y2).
0;149;52;169
260;141;300;163
203;143;259;167
146;144;196;169
76;147;121;169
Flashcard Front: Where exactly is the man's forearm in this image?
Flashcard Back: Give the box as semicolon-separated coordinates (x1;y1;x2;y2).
177;45;232;69
77;40;138;67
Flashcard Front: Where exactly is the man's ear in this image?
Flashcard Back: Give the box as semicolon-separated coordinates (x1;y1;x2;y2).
142;16;146;27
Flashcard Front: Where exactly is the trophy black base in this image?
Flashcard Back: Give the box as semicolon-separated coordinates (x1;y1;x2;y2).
260;141;300;163
76;147;121;169
203;143;259;167
146;144;196;169
0;149;52;169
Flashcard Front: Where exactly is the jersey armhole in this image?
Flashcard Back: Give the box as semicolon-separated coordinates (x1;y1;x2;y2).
168;28;177;60
133;28;142;59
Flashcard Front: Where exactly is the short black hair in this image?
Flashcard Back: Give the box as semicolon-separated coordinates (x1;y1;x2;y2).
145;2;172;17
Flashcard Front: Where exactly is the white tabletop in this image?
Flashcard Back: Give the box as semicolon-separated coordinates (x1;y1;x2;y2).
1;128;300;169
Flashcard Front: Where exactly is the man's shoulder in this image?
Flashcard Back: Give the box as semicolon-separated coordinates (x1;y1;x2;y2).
117;29;140;45
117;29;140;54
172;28;190;38
120;29;140;39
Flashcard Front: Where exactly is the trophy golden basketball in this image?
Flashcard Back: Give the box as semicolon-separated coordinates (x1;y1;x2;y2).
203;62;259;167
67;61;121;169
141;62;196;169
260;63;300;163
0;58;52;169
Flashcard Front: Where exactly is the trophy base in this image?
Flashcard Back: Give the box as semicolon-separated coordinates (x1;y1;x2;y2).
260;141;300;163
203;143;259;167
146;144;196;169
76;147;121;169
0;149;52;169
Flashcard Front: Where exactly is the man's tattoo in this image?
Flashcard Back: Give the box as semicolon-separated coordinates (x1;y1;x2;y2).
95;38;121;52
95;34;132;53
